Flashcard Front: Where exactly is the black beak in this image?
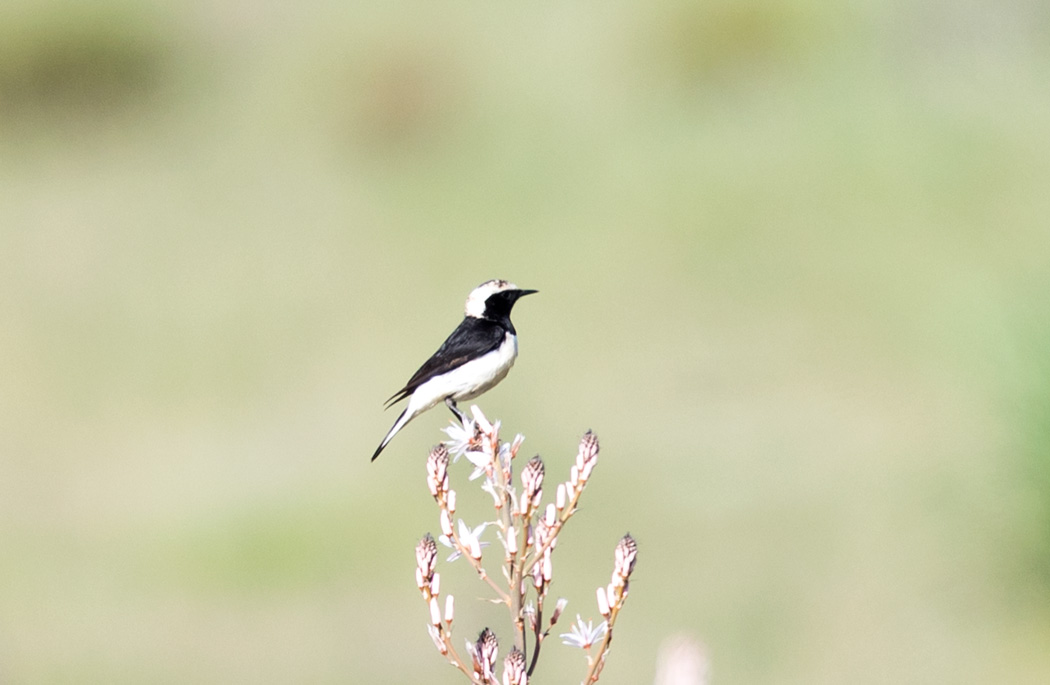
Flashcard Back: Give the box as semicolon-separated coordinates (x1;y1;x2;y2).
514;289;538;299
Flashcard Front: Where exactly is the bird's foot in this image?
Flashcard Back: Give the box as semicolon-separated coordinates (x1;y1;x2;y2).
445;397;466;425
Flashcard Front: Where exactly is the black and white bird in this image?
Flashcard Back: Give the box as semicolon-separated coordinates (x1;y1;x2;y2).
371;279;537;462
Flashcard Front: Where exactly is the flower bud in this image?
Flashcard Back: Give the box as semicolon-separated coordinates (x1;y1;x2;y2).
502;647;527;685
427;445;450;497
416;533;437;584
444;594;455;624
578;431;599;470
613;533;638;582
550;597;568;626
521;455;545;510
596;586;610;617
473;627;499;681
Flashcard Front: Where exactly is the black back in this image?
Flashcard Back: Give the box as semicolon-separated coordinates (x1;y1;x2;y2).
385;316;507;406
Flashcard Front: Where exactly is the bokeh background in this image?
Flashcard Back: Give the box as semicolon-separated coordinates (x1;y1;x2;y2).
3;0;1050;682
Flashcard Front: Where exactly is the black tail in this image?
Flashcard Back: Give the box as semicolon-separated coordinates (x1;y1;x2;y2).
372;407;410;462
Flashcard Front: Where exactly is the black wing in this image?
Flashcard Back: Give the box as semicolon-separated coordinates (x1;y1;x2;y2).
384;317;506;407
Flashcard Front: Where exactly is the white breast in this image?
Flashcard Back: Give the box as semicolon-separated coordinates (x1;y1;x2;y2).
405;334;518;416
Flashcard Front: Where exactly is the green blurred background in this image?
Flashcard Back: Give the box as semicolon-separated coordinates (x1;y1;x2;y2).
3;0;1050;682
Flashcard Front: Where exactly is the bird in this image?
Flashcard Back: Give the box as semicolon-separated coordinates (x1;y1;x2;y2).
371;279;537;462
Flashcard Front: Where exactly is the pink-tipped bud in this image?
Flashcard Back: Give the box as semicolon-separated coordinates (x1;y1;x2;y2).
570;465;580;487
545;503;556;527
542;553;553;583
430;572;441;597
440;510;453;537
447;489;457;514
416;533;437;584
550;597;568;626
556;483;566;510
521;455;545;510
469;536;483;560
507;527;518;555
614;534;638;582
444;594;455;624
427;444;450;497
474;627;499;680
578;431;599;469
502;647;527;685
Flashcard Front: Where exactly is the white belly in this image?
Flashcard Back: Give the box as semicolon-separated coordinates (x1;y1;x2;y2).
407;334;518;415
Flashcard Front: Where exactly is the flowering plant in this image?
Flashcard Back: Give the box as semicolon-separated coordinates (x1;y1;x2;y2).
413;405;637;684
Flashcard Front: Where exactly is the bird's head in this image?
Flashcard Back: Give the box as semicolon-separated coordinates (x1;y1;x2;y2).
465;279;538;320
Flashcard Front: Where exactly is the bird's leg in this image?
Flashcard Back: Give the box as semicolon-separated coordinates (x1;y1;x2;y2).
445;397;466;424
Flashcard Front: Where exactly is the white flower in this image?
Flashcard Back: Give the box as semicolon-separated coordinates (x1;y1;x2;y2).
438;520;490;562
470;405;494;432
442;419;475;459
464;446;493;481
559;615;607;649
